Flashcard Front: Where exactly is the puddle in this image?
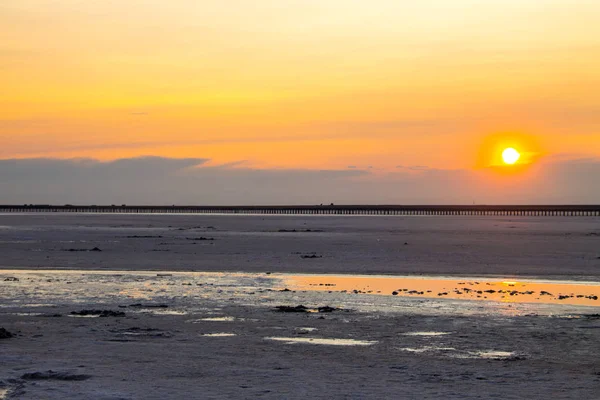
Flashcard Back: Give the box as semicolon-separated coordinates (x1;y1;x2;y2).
144;310;188;316
297;327;318;332
265;337;377;346
201;333;237;337
401;331;451;336
399;346;457;353
472;350;519;360
399;347;521;360
191;316;236;322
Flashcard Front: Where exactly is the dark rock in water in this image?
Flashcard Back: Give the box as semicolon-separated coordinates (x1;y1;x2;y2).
274;305;342;313
70;310;125;317
39;313;62;318
21;371;91;381
0;328;14;339
3;277;19;282
540;291;553;296
300;254;323;259
392;291;399;296
275;305;309;313
276;305;308;312
185;237;214;241
90;247;102;252
279;288;292;292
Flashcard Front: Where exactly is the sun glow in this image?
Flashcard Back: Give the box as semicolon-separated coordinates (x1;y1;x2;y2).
502;148;521;165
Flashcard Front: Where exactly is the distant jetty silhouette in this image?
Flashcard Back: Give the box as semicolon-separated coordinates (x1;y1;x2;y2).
1;204;599;216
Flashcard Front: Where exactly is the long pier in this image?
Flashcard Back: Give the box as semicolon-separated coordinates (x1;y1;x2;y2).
1;205;600;216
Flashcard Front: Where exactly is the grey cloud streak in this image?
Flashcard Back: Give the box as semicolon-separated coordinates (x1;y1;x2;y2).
0;156;599;205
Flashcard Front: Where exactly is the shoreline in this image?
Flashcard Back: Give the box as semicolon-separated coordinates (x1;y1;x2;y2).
3;265;600;283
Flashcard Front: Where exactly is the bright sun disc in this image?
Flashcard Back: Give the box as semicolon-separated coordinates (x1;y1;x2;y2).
502;148;520;165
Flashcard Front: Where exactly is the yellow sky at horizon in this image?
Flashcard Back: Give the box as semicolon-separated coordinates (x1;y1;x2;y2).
2;0;600;171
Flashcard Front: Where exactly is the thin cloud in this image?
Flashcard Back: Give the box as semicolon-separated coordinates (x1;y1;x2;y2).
0;156;598;205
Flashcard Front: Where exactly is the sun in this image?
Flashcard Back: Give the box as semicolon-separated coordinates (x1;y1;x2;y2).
502;148;521;165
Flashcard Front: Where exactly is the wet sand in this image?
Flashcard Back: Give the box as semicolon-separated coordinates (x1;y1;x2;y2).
0;214;599;279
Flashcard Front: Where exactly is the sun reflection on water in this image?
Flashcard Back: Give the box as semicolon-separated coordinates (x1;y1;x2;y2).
282;275;600;307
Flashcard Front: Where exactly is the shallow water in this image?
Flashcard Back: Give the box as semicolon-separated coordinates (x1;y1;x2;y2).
265;337;378;346
285;274;600;306
1;270;598;317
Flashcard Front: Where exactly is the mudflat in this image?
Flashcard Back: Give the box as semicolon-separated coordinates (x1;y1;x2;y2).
0;214;599;278
1;214;599;399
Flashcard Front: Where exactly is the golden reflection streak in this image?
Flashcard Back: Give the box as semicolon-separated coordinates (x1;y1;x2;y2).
283;275;600;307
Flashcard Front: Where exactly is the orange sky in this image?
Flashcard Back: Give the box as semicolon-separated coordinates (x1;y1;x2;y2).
1;0;600;172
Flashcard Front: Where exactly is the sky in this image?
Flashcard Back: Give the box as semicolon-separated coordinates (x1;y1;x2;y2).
1;0;599;204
